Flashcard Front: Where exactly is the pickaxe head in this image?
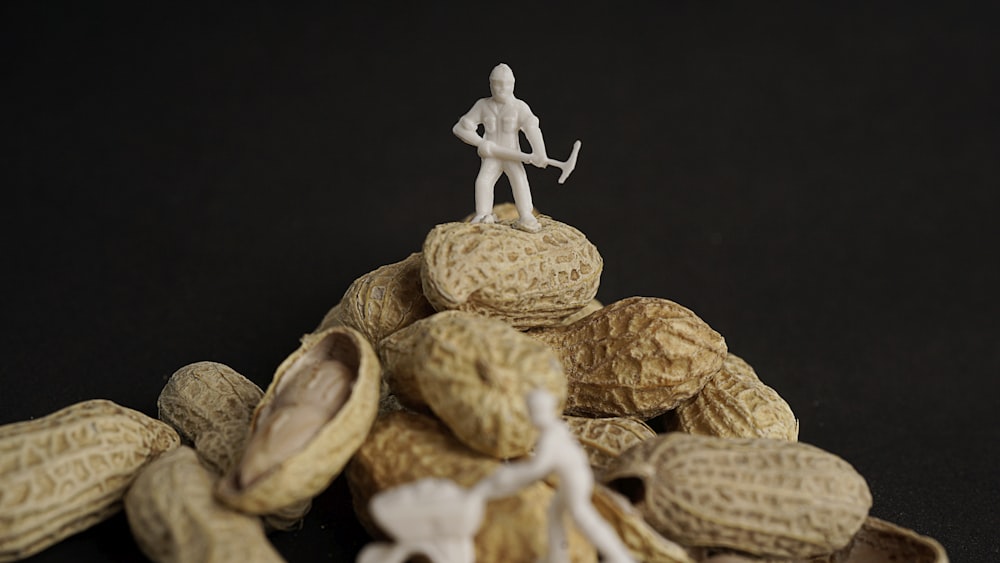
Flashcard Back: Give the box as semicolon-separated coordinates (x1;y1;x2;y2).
557;140;582;184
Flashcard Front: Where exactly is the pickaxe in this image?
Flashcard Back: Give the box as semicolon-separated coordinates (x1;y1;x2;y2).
483;140;582;184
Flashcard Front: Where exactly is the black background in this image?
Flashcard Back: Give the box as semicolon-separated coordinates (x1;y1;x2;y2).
2;3;997;562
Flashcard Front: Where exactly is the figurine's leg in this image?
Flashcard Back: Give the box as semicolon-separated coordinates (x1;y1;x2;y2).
357;542;413;563
568;499;635;563
545;490;571;563
506;163;541;232
430;538;476;563
472;158;502;224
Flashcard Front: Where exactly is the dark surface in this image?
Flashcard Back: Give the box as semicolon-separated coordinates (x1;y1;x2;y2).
2;3;997;562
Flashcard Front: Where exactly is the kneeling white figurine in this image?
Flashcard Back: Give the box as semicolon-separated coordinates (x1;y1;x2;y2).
356;389;631;563
357;477;485;563
453;63;582;233
472;389;636;563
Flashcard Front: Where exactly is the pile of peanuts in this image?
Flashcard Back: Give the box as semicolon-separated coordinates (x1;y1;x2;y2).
0;205;947;562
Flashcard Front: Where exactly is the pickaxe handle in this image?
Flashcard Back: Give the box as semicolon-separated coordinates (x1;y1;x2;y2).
483;140;582;184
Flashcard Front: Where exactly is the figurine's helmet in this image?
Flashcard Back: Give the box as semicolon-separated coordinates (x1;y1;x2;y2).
489;63;515;84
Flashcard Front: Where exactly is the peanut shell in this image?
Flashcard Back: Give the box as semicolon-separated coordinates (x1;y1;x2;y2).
559;298;603;326
591;484;696;563
0;399;180;562
833;516;948;563
216;326;380;514
601;432;871;558
420;216;603;329
316;252;435;347
156;361;309;530
674;353;799;441
380;310;567;458
157;361;264;475
125;446;284;563
695;516;948;562
346;410;596;563
529;297;727;419
563;415;656;476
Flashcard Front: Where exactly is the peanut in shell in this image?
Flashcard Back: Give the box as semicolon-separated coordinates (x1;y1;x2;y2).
0;399;180;562
157;361;264;475
563;415;656;476
674;353;799;441
601;432;872;559
125;446;284;563
420;216;603;329
316;252;435;347
380;310;567;459
529;296;727;419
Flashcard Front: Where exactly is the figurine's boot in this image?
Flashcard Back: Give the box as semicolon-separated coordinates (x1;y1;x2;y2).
471;213;498;224
514;217;542;232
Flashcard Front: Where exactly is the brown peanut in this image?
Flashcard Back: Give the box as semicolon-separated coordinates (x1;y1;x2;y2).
601;432;872;558
316;252;436;347
0;399;180;562
674;353;799;441
529;296;727;419
157;361;264;476
216;326;380;514
380;310;567;458
347;410;596;563
563;415;656;476
125;446;284;563
420;216;603;329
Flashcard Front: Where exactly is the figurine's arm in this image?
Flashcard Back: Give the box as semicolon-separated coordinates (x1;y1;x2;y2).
521;104;548;168
472;450;553;500
452;116;483;147
453;100;486;148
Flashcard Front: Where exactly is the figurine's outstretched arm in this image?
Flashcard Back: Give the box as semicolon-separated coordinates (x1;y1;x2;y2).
472;453;552;500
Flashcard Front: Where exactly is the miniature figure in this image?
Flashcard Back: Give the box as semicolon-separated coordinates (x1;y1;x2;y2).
472;389;636;563
357;477;485;563
453;63;582;233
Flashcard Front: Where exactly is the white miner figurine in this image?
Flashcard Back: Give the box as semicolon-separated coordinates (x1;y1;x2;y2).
472;389;636;563
453;63;581;233
356;477;484;563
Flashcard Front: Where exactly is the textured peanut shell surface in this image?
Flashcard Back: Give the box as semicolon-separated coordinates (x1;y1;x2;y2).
675;353;799;441
125;446;284;563
216;326;380;514
696;516;948;563
833;516;948;563
156;361;308;531
157;361;265;475
420;216;603;329
591;484;696;563
563;416;656;476
380;311;567;458
316;252;436;346
602;432;872;559
0;399;180;562
530;297;727;419
346;411;596;563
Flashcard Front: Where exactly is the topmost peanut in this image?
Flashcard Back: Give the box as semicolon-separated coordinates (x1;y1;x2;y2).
420;216;603;329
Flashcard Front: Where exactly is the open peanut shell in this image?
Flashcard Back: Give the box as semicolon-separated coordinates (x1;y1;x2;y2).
216;326;380;513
